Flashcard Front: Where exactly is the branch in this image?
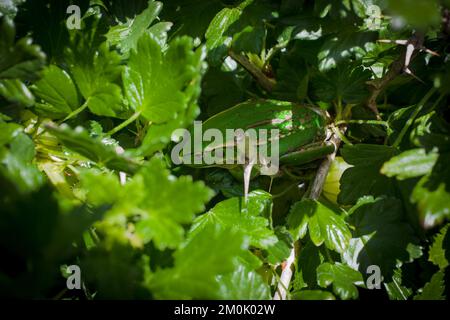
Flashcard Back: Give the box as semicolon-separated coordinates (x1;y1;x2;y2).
366;32;425;117
228;50;276;92
273;130;343;300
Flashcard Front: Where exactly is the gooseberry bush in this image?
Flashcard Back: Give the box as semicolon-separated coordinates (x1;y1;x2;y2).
0;0;449;300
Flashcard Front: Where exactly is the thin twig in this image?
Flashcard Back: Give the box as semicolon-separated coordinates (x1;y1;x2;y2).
366;32;425;117
273;130;343;300
273;245;296;300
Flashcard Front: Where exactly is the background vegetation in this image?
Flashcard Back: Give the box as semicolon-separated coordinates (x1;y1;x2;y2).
0;0;449;300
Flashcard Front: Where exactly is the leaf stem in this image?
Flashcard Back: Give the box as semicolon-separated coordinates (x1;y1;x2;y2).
263;41;288;69
60;100;89;123
107;111;142;136
331;125;352;146
335;119;389;127
392;87;438;148
335;98;343;121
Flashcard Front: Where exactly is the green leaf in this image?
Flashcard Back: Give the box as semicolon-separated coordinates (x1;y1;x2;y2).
45;123;140;174
201;67;246;117
218;264;270;299
0;182;103;297
318;30;377;71
0;79;34;106
291;290;336;300
0;0;25;18
412;175;450;229
190;190;277;249
413;270;446;300
0;121;21;146
80;157;213;250
425;149;450;194
381;148;438;180
0;131;44;193
205;0;275;63
274;49;309;102
125;34;197;122
342;197;421;280
124;33;205;155
67;42;125;117
131;158;213;249
429;224;449;269
31;65;80;119
287;199;351;253
387;0;441;28
162;0;223;39
312;65;372;104
81;240;152;299
0;17;45;81
149;225;246;299
317;262;363;300
106;0;171;56
384;267;413;300
338;144;398;205
78;170;122;207
205;4;243;65
0;17;45;105
232;24;265;54
294;240;325;290
266;228;292;264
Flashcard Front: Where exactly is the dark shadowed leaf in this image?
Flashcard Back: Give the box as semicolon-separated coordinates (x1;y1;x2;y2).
339;144;398;205
343;197;421;280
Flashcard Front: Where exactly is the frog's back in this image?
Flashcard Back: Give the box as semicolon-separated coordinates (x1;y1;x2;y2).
202;99;325;135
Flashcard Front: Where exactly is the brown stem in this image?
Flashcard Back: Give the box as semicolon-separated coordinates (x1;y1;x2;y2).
228;50;276;92
366;32;424;117
273;129;344;300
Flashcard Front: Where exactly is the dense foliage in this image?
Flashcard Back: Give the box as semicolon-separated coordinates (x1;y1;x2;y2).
0;0;449;300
